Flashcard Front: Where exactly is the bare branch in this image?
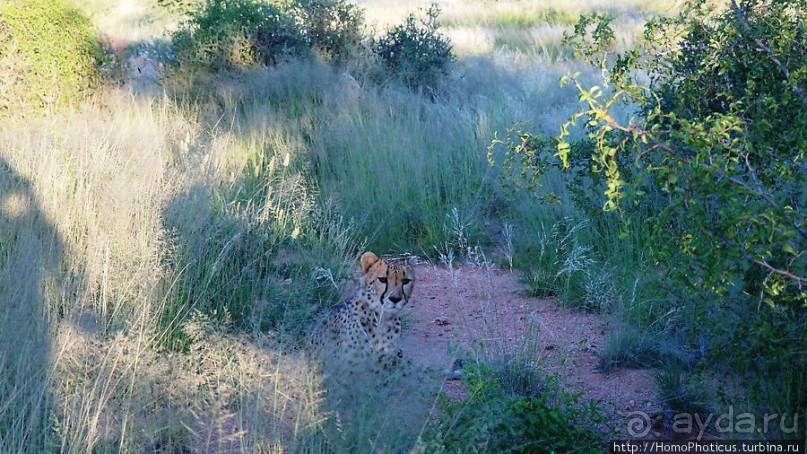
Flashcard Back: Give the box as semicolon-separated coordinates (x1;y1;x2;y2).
750;258;807;283
712;165;780;209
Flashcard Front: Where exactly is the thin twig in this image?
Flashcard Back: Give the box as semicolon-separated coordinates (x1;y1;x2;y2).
730;0;806;102
750;258;806;283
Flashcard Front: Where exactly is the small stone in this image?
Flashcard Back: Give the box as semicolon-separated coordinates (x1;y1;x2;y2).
445;359;469;380
445;369;465;380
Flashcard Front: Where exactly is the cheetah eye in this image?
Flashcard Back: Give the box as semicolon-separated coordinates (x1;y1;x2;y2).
378;277;388;284
402;278;412;285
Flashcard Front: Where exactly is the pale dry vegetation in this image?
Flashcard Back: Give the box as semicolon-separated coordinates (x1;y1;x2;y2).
6;0;797;451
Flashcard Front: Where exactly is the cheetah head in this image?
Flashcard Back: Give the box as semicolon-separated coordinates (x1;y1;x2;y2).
360;252;415;314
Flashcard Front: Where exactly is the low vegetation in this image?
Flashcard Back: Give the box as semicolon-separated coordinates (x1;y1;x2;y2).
0;0;803;451
493;0;805;437
373;4;455;91
0;0;102;115
422;364;603;452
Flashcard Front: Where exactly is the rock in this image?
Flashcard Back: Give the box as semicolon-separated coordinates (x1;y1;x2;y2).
445;358;469;380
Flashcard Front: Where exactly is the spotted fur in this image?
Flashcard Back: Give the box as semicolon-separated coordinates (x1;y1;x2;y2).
370;259;414;369
308;252;415;370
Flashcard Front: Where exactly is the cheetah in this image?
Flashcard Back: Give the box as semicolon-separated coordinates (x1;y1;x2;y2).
370;258;415;370
308;252;415;370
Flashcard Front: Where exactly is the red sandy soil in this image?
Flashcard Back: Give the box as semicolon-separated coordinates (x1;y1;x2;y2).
399;263;663;436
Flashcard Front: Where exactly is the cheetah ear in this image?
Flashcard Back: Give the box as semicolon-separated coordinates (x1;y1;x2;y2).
360;252;379;274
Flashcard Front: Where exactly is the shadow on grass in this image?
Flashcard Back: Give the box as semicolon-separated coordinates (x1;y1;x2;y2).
308;355;443;451
115;36;594;449
0;157;64;450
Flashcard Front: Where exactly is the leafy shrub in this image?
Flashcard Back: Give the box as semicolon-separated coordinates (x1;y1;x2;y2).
156;0;199;16
0;0;102;115
373;4;454;90
292;0;366;64
171;0;307;70
564;0;806;417
494;0;806;424
421;363;603;452
171;0;455;94
558;3;806;311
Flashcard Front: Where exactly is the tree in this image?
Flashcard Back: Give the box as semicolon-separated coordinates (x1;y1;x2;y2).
494;0;805;419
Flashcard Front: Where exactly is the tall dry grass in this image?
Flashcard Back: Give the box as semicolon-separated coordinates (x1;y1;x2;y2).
0;87;323;450
0;0;685;450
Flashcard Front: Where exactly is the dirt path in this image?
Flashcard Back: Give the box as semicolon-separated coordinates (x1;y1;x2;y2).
399;263;662;436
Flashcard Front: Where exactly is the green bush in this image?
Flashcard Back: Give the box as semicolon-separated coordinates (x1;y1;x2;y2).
494;0;806;427
421;364;603;452
373;4;454;91
171;0;307;70
562;0;805;419
170;0;454;94
557;3;805;311
292;0;366;64
0;0;102;115
156;0;199;16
